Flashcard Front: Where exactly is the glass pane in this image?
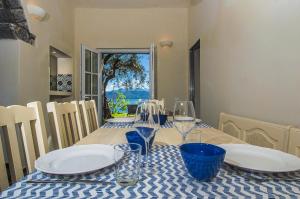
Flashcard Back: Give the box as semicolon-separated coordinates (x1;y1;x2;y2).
92;96;98;109
92;74;98;95
85;49;91;72
92;52;98;73
85;96;91;100
85;74;91;94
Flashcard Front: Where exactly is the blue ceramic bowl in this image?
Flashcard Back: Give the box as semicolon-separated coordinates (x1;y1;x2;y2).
153;114;168;125
180;143;226;181
126;130;155;155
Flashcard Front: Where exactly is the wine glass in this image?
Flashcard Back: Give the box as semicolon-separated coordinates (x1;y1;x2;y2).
173;101;196;143
134;101;160;168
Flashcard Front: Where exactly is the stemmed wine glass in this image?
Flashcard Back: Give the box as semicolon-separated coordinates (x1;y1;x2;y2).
173;101;196;143
134;101;160;168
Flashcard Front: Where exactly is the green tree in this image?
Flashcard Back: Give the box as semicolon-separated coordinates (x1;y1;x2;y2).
102;53;147;118
108;91;129;116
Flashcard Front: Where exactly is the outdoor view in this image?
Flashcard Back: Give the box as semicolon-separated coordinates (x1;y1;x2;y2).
102;53;150;119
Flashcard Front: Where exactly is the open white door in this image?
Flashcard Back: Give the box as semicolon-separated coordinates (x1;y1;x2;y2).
80;44;103;124
150;43;157;99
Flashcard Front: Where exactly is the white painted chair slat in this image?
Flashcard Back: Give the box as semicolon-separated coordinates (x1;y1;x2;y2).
0;128;9;190
91;100;99;128
59;115;68;148
90;110;97;130
63;114;74;146
80;100;99;135
0;102;48;190
47;101;84;149
47;102;64;149
19;122;36;172
219;112;290;152
80;101;92;135
4;121;24;183
87;110;94;131
70;113;79;143
288;128;300;157
72;101;84;140
27;102;48;156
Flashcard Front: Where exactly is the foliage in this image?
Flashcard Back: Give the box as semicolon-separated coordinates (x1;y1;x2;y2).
108;91;129;114
102;53;148;119
111;113;135;118
102;53;148;91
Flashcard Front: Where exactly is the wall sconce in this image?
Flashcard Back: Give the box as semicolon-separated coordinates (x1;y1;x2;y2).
160;40;173;48
27;4;47;21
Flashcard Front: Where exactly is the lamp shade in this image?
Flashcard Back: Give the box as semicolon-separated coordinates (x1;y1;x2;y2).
27;4;47;21
160;40;173;48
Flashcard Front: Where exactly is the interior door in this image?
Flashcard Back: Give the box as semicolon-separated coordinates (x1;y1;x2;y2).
189;40;200;118
150;43;157;99
80;44;103;124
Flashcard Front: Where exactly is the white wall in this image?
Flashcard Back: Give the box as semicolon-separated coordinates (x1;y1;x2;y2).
57;58;73;74
0;40;20;106
74;8;189;111
17;0;74;105
189;0;300;127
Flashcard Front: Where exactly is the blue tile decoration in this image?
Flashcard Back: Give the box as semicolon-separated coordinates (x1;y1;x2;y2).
57;74;72;92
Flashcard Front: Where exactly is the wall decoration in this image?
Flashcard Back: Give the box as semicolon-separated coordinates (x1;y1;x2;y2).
57;74;72;92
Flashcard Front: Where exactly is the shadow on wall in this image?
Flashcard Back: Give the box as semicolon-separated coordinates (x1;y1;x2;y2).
191;0;202;6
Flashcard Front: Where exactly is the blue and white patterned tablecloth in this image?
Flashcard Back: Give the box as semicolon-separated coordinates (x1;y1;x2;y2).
101;120;212;129
1;145;300;198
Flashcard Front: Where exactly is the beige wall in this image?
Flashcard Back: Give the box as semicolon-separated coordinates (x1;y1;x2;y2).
189;0;300;127
0;0;75;107
17;0;75;106
0;40;20;106
57;58;73;74
74;8;189;111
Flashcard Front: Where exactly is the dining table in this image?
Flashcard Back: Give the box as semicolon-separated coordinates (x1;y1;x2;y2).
1;120;300;198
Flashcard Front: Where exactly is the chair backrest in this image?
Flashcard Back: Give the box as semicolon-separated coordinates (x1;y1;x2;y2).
218;112;290;152
47;101;83;149
79;100;99;135
148;99;165;114
288;127;300;157
0;102;48;190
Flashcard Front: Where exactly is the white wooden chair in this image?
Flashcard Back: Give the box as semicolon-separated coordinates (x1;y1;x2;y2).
218;112;290;152
79;100;99;135
288;127;300;157
0;102;48;190
47;101;84;149
148;99;165;113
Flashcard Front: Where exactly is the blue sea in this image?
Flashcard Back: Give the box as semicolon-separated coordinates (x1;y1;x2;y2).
106;89;150;105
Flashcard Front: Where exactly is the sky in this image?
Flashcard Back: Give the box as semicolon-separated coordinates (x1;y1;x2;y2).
106;53;150;91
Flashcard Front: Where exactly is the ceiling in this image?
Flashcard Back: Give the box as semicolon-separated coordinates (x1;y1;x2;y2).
71;0;191;9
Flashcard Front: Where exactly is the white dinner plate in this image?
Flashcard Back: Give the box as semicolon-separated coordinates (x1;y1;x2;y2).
35;144;123;175
106;117;135;123
219;144;300;173
195;118;201;123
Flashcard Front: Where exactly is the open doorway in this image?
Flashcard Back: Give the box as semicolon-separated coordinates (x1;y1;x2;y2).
101;49;151;119
189;40;200;118
81;46;156;124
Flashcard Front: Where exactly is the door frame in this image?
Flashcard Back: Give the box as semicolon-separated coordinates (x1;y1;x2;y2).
189;39;200;109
